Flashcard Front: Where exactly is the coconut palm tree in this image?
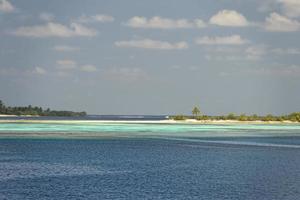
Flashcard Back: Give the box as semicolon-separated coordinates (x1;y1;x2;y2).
0;100;4;113
192;106;201;118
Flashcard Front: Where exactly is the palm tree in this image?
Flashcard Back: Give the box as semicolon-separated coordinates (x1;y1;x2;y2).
192;106;201;118
0;100;4;113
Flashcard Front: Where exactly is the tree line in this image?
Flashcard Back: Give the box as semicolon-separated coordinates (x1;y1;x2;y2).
171;106;300;122
0;100;86;117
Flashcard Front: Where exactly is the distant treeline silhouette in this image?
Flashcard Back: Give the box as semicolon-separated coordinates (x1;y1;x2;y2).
0;100;86;117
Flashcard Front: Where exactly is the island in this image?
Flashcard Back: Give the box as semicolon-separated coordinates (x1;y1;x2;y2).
0;100;86;117
1;100;299;123
170;106;300;123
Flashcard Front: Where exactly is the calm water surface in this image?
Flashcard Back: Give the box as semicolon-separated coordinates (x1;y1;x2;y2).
0;121;300;199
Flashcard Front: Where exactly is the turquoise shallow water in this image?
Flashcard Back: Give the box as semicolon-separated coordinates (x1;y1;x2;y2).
0;122;300;138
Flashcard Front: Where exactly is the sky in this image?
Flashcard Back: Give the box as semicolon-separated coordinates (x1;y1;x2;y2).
0;0;300;115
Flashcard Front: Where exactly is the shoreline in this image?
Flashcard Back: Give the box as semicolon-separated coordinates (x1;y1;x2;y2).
0;114;39;117
0;119;299;125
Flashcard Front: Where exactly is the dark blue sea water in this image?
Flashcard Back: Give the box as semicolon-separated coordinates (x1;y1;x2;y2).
1;135;300;200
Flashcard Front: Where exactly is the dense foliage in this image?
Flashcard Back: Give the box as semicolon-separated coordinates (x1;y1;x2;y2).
172;115;188;120
0;100;86;117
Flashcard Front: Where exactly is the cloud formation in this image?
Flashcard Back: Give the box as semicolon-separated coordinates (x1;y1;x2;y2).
76;14;114;23
195;35;249;45
0;0;14;13
264;12;300;32
56;59;97;73
125;16;206;29
80;65;97;72
115;39;188;50
209;10;249;27
12;22;97;37
33;67;47;75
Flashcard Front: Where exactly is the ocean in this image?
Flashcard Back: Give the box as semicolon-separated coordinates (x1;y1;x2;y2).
0;116;300;199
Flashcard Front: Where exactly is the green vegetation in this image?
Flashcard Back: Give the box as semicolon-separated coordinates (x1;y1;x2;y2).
192;106;201;118
170;106;300;122
172;115;188;120
0;100;86;117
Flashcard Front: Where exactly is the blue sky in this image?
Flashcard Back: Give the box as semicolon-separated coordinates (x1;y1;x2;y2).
0;0;300;115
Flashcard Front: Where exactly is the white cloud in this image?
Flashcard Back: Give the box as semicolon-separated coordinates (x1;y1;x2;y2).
115;39;188;50
33;67;47;75
0;0;14;13
53;45;80;52
77;14;114;23
56;59;77;70
80;65;97;72
125;16;206;29
209;10;249;27
39;13;55;21
278;0;300;18
12;22;97;37
264;12;300;32
195;35;249;45
194;19;206;28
